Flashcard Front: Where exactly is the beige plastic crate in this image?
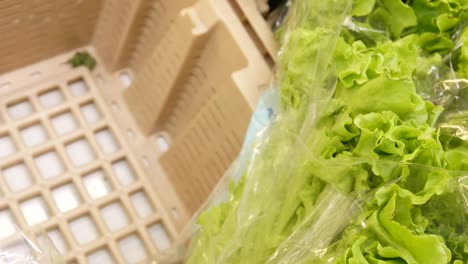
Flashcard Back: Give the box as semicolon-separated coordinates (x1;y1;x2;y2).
0;0;275;263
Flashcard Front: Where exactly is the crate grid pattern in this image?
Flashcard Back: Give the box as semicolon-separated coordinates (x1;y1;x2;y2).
0;70;172;263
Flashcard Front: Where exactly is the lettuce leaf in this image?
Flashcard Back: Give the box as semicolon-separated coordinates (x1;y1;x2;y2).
187;0;468;263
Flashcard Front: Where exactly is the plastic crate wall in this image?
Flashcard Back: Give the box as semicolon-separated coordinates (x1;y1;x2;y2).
0;0;276;256
0;0;102;74
124;0;273;213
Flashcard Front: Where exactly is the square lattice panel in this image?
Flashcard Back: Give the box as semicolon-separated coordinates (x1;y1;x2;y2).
0;66;174;263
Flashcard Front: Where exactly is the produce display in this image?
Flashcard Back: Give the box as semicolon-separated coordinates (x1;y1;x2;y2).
187;0;468;263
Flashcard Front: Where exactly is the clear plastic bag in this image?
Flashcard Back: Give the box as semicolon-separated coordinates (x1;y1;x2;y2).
184;0;468;263
0;226;64;264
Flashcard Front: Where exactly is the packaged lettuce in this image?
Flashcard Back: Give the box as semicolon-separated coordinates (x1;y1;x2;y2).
185;0;468;263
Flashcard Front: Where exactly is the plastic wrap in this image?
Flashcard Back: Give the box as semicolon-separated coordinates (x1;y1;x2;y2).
0;225;63;264
185;0;468;263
